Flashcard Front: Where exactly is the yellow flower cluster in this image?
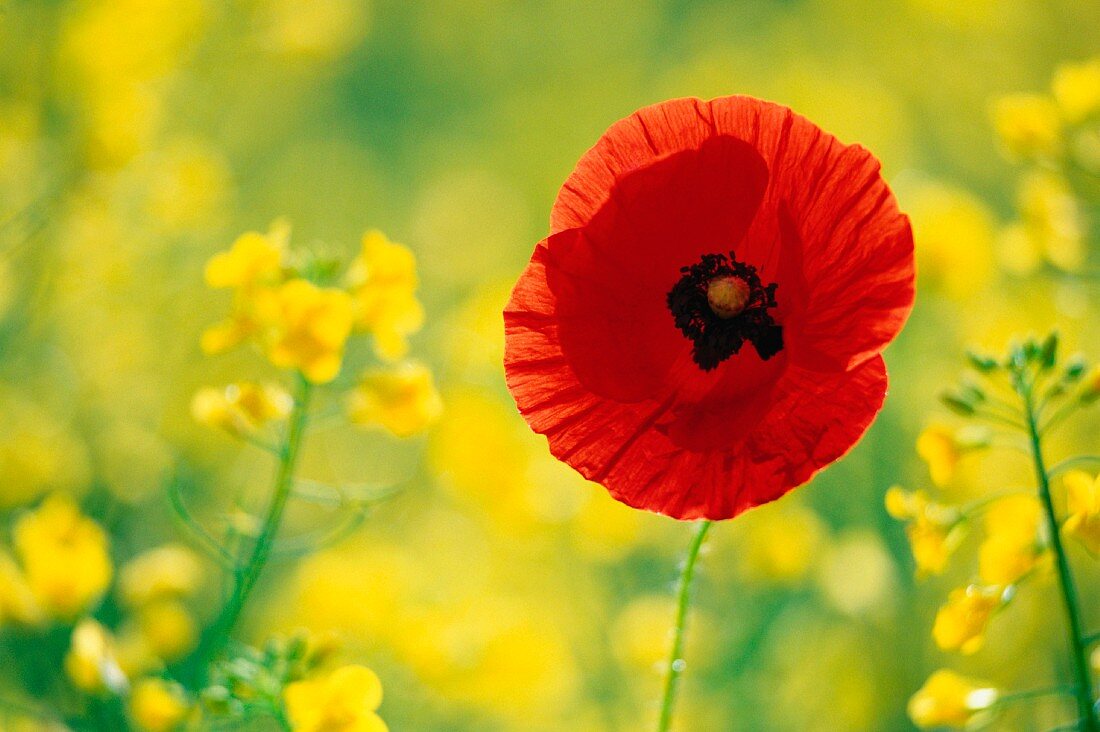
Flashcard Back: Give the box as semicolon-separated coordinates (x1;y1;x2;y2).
284;664;388;732
202;222;354;383
198;222;441;438
991;57;1099;274
61;542;205;709
992;57;1100;161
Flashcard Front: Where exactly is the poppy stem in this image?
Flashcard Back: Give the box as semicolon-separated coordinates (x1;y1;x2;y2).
1022;387;1098;732
656;519;712;732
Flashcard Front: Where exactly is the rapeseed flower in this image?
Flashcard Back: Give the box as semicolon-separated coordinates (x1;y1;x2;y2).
885;487;962;575
14;496;112;619
129;677;190;731
978;494;1043;585
284;664;387;732
347;362;443;437
346;230;425;361
932;585;1004;654
908;670;998;729
1062;470;1100;555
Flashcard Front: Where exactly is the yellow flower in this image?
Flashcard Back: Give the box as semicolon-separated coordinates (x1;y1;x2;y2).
191;382;293;436
933;585;1004;654
347;362;443;437
284;664;387;732
1052;58;1100;123
257;278;354;383
916;425;991;487
884;487;961;576
346;230;425;361
978;494;1042;585
915;425;960;487
117;544;204;607
129;678;189;732
133;600;198;661
14;496;112;619
201;221;290;355
204;223;288;290
992;94;1062;160
904;182;996;297
733;502;826;583
908;669;999;729
1062;470;1100;555
65;619;127;694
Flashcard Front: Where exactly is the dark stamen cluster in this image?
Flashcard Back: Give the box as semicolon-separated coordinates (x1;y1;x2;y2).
666;252;783;370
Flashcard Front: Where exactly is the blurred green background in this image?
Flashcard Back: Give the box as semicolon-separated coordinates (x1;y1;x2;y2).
2;0;1100;729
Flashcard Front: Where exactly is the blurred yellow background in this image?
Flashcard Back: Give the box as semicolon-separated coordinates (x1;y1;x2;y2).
2;0;1100;729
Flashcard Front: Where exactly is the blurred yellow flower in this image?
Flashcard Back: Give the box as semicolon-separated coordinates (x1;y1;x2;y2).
915;425;961;487
992;94;1062;160
1052;57;1100;123
1062;470;1100;555
128;677;189;732
347;362;443;437
65;619;126;694
133;600;198;661
885;487;961;576
346;230;425;361
205;226;287;291
191;382;294;436
733;502;826;583
933;585;1003;654
904;182;995;297
118;544;205;607
144;139;231;231
284;664;387;732
908;669;999;729
257;279;355;383
14;496;112;619
978;494;1042;585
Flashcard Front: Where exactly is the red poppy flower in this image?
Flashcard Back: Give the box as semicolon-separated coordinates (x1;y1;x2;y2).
504;96;914;520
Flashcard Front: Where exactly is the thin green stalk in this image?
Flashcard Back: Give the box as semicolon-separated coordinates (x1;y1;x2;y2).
656;519;712;732
196;373;313;667
1023;390;1098;732
996;685;1077;706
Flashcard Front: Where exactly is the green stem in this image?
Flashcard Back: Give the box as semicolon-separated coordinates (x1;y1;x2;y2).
656;519;712;732
996;685;1077;706
1024;390;1097;732
196;373;313;667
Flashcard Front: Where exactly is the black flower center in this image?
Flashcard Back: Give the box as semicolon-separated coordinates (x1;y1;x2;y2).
666;252;783;370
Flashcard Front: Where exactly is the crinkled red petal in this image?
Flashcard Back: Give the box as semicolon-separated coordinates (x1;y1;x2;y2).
506;244;889;520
